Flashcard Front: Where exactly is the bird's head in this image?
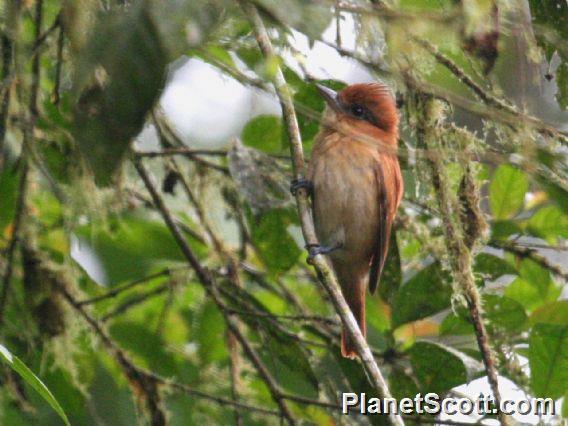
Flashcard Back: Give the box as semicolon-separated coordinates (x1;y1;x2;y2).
316;82;399;144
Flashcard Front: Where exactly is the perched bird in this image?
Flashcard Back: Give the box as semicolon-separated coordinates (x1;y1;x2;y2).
292;82;403;358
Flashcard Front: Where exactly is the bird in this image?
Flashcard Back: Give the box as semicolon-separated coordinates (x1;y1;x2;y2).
291;82;403;359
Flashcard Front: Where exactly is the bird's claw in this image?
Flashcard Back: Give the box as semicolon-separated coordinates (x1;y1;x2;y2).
290;177;313;196
305;243;343;264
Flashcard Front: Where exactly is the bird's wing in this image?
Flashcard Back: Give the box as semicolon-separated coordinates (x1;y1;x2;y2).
368;155;402;294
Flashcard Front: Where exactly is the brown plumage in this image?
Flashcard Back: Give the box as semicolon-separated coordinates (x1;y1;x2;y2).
307;82;403;358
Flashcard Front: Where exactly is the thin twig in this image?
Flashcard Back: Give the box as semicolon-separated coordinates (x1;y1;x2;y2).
490;240;568;281
226;308;338;325
77;267;186;306
31;12;60;54
240;3;403;425
53;24;64;106
162;377;281;417
137;147;228;157
0;163;28;325
57;282;167;424
134;159;297;425
0;32;13;161
100;284;170;322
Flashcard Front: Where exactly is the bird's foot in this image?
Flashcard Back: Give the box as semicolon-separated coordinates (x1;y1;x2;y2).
290;177;313;196
305;243;343;264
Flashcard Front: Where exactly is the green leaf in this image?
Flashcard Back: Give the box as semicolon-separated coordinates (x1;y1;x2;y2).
489;165;528;219
529;323;568;399
490;220;523;240
110;321;179;377
391;262;452;328
557;61;568;110
536;176;568;215
409;342;468;394
378;233;402;305
76;213;202;285
528;205;568;244
389;367;420;400
73;3;168;185
0;344;70;425
241;115;283;154
505;259;561;311
483;294;528;333
193;300;228;365
0;165;18;235
440;312;473;336
474;253;516;280
254;0;333;39
247;208;301;274
531;301;568;326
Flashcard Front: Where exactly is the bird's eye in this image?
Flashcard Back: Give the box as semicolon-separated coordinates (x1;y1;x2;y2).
350;104;365;118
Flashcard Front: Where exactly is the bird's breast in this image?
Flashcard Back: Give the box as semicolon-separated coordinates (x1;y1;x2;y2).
308;138;380;263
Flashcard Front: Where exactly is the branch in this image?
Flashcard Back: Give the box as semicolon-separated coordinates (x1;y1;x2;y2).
77;267;187;306
490;240;568;281
162;377;281;417
240;3;403;426
52;24;64;106
56;279;167;424
0;162;28;325
415;95;509;426
133;159;297;425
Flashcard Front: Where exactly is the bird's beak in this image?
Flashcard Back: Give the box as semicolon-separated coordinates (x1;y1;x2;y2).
315;84;341;112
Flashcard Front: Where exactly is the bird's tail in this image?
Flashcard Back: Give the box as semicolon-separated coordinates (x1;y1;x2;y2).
340;280;366;359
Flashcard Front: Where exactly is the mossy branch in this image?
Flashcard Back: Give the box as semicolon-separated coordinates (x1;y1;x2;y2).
414;94;509;426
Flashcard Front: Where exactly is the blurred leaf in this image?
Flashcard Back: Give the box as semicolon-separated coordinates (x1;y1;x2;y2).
490;220;522;240
36;138;75;185
76;213;201;285
408;341;468;394
505;259;561;311
0;165;18;235
235;46;263;69
474;253;516;280
241;115;283;154
218;282;318;397
528;205;568;243
247;208;301;274
255;0;332;39
483;294;528;333
440;312;473;336
489;165;528;219
392;262;452;328
535;176;568;215
328;353;390;425
378;233;402;305
260;334;319;398
529;0;568;45
389;367;420;400
73;3;168;185
193;300;228;365
529;323;568;399
0;344;70;426
110;321;179;377
557;61;568;109
531;301;568;326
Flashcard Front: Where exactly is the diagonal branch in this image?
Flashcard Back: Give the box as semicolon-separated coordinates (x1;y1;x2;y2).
239;2;404;425
133;158;297;425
